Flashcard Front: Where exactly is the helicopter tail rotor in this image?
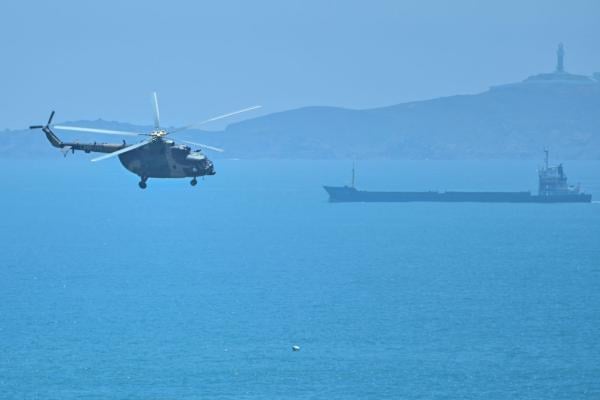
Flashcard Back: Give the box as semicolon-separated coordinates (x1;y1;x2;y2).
29;110;55;130
47;111;55;126
29;111;65;149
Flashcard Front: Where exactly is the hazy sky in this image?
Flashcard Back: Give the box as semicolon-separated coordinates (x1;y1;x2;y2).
1;0;599;129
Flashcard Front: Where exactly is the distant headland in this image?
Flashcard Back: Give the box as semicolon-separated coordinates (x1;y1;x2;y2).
2;44;599;160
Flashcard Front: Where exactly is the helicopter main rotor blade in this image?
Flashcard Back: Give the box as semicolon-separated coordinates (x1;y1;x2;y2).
52;125;144;136
181;140;224;153
169;105;262;134
152;92;160;129
90;139;152;162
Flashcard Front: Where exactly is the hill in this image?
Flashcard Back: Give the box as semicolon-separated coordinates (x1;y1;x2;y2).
2;79;600;160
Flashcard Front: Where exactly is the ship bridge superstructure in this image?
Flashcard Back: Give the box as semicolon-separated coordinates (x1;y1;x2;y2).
538;150;580;196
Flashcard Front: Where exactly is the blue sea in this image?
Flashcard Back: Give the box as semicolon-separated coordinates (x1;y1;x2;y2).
1;159;599;399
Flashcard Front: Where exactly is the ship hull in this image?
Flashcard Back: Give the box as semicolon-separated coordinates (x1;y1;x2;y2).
323;186;592;203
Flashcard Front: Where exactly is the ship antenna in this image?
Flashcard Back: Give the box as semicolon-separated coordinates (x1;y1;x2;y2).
544;149;549;169
351;161;356;188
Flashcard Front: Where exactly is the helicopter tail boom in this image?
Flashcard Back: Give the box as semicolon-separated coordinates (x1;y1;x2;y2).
42;126;64;148
31;111;128;156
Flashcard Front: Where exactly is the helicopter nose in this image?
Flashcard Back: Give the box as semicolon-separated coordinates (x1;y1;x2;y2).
203;161;216;175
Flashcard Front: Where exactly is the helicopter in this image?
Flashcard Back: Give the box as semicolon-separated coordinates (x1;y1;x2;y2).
30;93;260;189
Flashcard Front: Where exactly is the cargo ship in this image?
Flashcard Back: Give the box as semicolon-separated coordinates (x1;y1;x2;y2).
323;151;592;203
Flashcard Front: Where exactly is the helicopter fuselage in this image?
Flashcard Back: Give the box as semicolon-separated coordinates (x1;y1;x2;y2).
118;139;215;179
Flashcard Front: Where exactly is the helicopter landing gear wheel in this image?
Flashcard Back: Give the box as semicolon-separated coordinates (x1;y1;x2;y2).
190;177;198;186
139;176;148;189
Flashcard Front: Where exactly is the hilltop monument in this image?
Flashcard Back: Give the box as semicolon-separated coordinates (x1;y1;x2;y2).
555;43;565;73
520;43;596;85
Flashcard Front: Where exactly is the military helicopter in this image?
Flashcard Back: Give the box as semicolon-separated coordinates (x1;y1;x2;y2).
30;93;260;189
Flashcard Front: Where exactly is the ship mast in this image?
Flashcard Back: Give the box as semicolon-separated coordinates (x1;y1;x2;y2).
544;149;549;169
351;162;355;188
